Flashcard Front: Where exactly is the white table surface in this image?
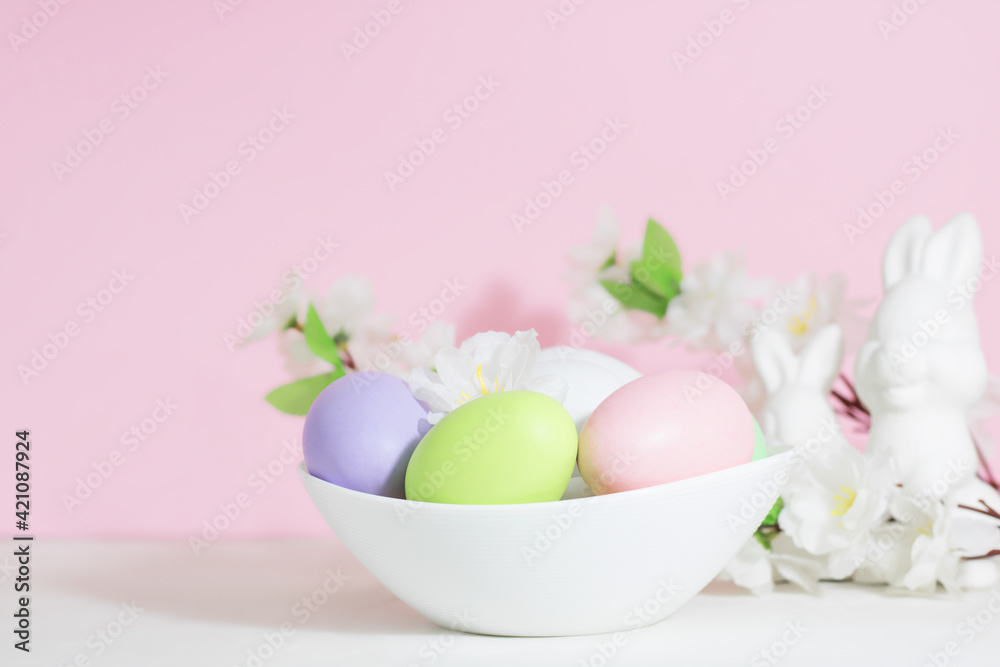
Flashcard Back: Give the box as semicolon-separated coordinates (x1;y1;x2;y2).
7;539;1000;666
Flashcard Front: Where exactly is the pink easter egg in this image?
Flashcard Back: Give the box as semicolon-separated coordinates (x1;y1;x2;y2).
578;370;754;494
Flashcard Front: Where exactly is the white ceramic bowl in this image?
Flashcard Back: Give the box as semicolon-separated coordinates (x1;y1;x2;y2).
299;450;794;637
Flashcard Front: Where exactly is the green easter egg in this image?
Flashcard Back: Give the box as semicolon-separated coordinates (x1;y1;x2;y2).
405;391;578;504
751;416;768;461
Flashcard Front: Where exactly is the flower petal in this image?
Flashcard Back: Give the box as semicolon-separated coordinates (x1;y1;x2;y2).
526;374;569;404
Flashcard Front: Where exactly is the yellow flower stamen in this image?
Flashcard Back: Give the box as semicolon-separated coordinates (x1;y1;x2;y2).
917;524;933;537
787;294;819;336
830;487;857;516
476;364;490;396
465;364;507;400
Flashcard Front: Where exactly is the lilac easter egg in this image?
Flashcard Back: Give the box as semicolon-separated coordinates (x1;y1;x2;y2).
578;370;754;494
303;372;428;498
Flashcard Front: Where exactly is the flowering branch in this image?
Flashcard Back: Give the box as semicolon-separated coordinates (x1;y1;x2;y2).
830;373;871;431
828;378;998;493
958;499;1000;521
973;433;999;492
958;499;1000;561
285;317;357;370
566;210;1000;593
263;304;348;415
340;344;357;371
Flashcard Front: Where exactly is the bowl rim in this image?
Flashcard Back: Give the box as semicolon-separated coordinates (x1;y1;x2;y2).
299;449;795;515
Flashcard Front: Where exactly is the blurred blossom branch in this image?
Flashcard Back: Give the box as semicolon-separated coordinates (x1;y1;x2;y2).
566;209;1000;596
244;275;455;415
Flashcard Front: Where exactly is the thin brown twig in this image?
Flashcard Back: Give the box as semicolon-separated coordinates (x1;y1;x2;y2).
340;346;356;370
830;374;871;431
830;389;858;410
958;500;1000;521
973;432;1000;492
286;320;355;370
831;393;869;420
838;373;870;416
958;500;1000;561
830;378;998;491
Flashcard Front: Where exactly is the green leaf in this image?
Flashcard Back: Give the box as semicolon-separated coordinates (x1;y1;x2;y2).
630;258;680;301
761;497;784;527
599;250;617;270
303;304;345;373
265;371;343;415
753;528;773;552
332;329;350;347
632;219;682;299
600;279;669;318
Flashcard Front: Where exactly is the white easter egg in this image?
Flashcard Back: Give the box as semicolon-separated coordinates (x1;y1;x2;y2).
533;347;642;432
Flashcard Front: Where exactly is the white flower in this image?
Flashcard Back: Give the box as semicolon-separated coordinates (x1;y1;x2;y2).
279;275;397;379
273;276;458;380
665;251;772;353
567;283;667;343
957;558;1000;590
567;280;667;344
906;520;958;596
719;533;825;595
951;504;1000;558
893;494;961;595
770;273;868;356
339;309;397;374
854;491;1000;594
769;533;828;592
241;286;307;343
278;328;327;379
316;275;382;335
718;537;773;595
566;206;619;282
566;209;666;344
408;329;568;422
779;443;890;578
851;520;913;587
398;321;457;371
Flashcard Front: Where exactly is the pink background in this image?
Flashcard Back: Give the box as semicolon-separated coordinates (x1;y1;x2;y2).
3;0;999;538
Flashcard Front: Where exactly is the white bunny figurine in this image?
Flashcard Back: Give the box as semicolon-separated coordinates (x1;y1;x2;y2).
854;214;988;497
752;324;847;453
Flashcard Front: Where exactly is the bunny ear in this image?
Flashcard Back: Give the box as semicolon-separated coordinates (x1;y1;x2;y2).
921;213;982;286
883;216;933;290
752;330;799;395
797;324;844;393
